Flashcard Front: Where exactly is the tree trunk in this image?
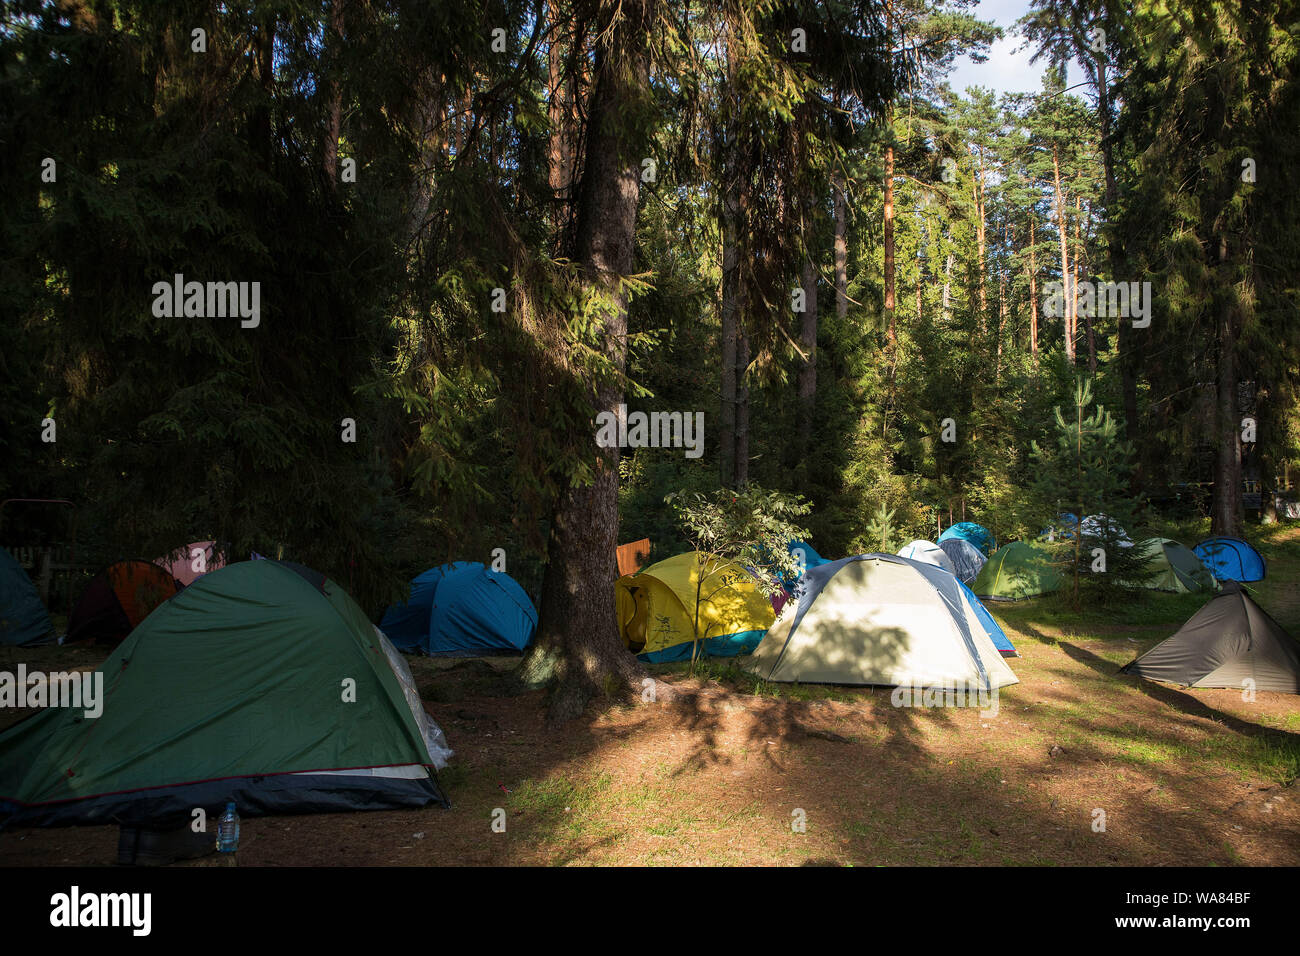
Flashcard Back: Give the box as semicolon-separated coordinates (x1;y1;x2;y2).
718;28;741;487
833;169;848;322
252;13;276;168
522;0;653;722
942;250;953;320
973;146;987;329
1076;195;1096;373
1028;215;1038;360
883;140;895;343
797;221;817;458
546;0;573;224
720;191;739;487
735;322;750;485
322;0;345;188
1098;55;1141;454
996;222;1007;377
1210;237;1243;535
1052;145;1073;363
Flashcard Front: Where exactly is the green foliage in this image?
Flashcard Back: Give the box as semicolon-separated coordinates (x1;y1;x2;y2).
665;483;811;596
665;481;810;671
1029;377;1146;605
863;501;899;553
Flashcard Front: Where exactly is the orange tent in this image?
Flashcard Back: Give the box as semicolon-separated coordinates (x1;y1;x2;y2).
66;560;183;646
616;538;651;578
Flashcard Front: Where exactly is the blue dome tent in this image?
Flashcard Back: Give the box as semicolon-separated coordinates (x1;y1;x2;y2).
938;522;996;555
1193;537;1265;582
957;579;1017;657
1040;512;1079;541
381;562;537;656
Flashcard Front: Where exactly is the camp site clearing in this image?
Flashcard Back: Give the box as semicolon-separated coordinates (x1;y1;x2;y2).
1;526;1297;867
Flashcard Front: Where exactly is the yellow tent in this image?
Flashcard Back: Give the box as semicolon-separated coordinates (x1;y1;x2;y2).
614;552;775;662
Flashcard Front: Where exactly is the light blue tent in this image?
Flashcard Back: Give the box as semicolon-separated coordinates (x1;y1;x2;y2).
1193;537;1266;582
938;522;995;555
381;562;537;656
957;578;1017;657
0;547;55;646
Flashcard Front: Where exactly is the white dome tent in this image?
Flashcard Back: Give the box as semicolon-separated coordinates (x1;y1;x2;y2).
896;539;957;576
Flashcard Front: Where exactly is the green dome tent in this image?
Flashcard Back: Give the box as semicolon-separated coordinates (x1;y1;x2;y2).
972;541;1063;601
0;560;450;828
1130;538;1217;594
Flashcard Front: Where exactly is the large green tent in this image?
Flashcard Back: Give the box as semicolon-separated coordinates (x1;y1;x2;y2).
971;541;1063;601
0;560;449;828
1130;538;1217;593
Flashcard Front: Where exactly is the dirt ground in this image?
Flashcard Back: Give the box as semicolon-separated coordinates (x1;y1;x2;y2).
1;650;1296;867
2;529;1298;867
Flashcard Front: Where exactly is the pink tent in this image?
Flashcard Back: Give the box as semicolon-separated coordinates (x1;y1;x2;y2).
154;541;225;586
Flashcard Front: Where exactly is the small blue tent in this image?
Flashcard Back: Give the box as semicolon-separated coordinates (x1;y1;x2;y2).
381;562;537;656
1040;512;1079;541
0;547;55;646
1193;537;1266;582
957;578;1017;657
938;522;996;555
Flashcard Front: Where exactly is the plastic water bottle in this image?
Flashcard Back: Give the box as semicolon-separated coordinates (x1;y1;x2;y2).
216;802;240;853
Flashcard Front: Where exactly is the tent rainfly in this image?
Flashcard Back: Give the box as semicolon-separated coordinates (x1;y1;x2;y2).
1130;538;1216;594
65;560;183;647
938;522;996;555
1121;581;1300;693
1079;514;1133;547
939;537;987;585
154;540;226;586
972;541;1063;601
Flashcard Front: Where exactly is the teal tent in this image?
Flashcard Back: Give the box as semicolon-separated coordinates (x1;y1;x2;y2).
380;562;537;656
0;547;54;646
938;522;996;555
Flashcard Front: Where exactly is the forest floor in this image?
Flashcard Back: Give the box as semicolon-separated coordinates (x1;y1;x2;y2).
2;525;1298;867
